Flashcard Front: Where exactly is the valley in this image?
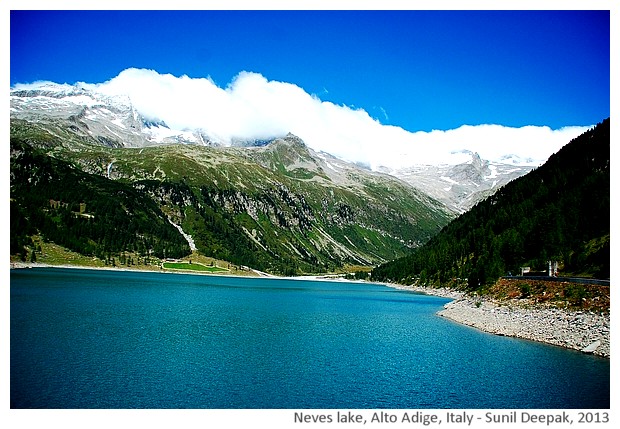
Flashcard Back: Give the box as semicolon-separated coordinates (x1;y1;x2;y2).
9;83;609;285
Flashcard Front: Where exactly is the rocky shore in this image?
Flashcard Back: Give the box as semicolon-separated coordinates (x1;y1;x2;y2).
438;297;610;358
385;283;610;358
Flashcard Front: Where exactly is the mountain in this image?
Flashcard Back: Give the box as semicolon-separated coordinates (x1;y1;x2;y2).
10;82;218;147
10;83;536;212
372;118;610;289
10;117;451;275
382;152;534;214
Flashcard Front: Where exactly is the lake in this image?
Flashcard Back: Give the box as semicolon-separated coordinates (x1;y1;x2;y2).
10;267;610;409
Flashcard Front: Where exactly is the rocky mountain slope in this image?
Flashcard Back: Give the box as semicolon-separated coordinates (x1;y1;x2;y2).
10;82;215;147
385;152;534;213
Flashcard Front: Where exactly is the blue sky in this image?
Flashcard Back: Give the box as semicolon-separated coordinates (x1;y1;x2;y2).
10;9;610;133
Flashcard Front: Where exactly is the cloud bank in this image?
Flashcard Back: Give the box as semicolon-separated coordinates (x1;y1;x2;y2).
82;68;588;169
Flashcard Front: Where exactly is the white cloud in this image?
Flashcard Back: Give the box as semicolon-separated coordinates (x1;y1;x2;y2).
82;68;589;169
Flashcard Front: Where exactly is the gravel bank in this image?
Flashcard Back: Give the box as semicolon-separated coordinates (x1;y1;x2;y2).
438;297;610;358
384;283;609;358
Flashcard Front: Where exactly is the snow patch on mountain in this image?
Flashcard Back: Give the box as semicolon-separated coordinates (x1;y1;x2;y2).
10;81;217;147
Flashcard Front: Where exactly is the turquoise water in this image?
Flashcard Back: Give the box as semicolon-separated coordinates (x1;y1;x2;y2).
11;267;609;409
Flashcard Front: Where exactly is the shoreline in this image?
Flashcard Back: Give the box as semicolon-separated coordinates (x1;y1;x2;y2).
382;282;610;359
379;282;466;300
11;263;610;358
9;261;271;278
437;297;610;358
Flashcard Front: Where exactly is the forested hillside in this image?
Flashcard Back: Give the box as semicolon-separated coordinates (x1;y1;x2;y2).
372;118;610;290
10;138;191;264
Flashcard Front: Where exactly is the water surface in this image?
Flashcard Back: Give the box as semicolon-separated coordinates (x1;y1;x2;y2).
10;268;610;408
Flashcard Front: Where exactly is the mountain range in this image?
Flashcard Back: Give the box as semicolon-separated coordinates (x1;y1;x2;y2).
10;82;537;214
11;82;585;276
10;86;451;274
